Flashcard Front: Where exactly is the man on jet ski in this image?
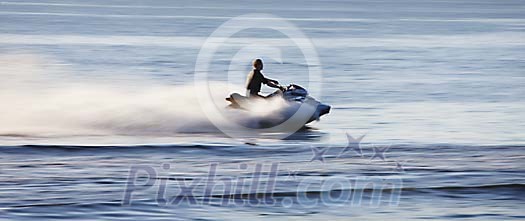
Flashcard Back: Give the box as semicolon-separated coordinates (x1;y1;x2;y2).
245;58;283;98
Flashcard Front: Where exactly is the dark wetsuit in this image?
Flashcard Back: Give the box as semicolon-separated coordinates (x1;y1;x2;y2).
245;69;269;97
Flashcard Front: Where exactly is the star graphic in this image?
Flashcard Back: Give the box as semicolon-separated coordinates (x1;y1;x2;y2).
394;160;407;172
310;146;328;163
287;169;299;180
370;145;391;161
338;132;366;157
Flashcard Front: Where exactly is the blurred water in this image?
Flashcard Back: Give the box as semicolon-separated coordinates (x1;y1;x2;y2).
0;0;524;220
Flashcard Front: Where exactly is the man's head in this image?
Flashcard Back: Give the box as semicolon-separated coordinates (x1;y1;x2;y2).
252;58;263;70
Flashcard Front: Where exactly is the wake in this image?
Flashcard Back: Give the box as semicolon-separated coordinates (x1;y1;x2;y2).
0;53;290;138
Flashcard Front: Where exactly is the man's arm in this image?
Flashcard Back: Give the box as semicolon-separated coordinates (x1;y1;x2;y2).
259;71;283;90
264;77;280;89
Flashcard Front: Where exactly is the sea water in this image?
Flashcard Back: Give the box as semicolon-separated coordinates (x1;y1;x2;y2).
0;0;524;220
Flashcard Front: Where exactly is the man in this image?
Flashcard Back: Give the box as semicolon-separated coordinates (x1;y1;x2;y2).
245;58;282;98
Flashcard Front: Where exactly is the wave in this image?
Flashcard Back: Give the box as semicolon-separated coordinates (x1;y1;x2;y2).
200;183;525;199
2;33;524;48
141;183;525;201
412;183;525;191
4;144;234;150
2;10;525;24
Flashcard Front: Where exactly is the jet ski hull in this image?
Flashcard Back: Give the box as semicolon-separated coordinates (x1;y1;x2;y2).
226;84;331;128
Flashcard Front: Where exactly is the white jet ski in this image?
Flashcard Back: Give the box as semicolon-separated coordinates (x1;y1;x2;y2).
225;84;330;128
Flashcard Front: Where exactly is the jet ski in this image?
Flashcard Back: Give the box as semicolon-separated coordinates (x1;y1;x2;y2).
225;84;330;128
